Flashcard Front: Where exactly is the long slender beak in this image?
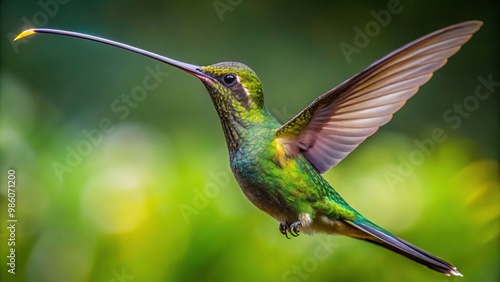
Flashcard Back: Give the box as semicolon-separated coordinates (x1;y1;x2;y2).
14;28;212;80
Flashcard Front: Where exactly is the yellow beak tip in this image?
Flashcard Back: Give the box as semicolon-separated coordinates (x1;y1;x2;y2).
14;29;37;41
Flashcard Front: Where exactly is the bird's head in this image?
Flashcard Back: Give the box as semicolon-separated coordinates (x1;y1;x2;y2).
198;62;265;121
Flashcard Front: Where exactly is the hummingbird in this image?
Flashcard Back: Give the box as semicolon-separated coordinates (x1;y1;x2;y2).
15;20;482;276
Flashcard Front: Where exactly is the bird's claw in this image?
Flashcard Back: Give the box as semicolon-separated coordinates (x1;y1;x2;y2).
290;221;301;237
279;222;290;239
279;221;302;239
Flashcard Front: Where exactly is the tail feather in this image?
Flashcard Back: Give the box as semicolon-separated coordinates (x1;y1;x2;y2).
346;220;462;277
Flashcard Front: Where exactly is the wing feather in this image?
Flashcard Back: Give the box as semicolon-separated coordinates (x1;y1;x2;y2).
275;21;482;173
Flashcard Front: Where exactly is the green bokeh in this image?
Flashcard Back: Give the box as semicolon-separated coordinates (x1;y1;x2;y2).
1;1;498;282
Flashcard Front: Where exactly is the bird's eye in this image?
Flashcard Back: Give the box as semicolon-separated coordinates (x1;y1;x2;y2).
222;74;237;86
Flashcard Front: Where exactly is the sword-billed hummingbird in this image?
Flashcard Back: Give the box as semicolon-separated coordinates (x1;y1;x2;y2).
15;20;482;276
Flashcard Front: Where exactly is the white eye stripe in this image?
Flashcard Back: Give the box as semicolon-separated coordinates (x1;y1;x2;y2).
241;82;251;97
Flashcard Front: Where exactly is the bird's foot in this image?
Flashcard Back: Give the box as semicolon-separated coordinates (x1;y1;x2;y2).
290;221;301;237
279;222;290;239
279;221;302;239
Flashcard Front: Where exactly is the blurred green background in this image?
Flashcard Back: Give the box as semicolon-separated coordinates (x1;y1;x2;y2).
1;0;498;281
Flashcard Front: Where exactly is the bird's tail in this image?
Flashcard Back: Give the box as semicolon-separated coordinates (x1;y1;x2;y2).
343;219;462;276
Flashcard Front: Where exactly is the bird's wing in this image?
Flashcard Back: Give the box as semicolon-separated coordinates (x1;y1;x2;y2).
275;21;482;174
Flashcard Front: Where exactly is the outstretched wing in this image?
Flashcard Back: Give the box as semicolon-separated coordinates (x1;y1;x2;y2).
275;21;482;174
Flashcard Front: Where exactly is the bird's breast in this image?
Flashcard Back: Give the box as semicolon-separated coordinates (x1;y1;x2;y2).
228;139;301;221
